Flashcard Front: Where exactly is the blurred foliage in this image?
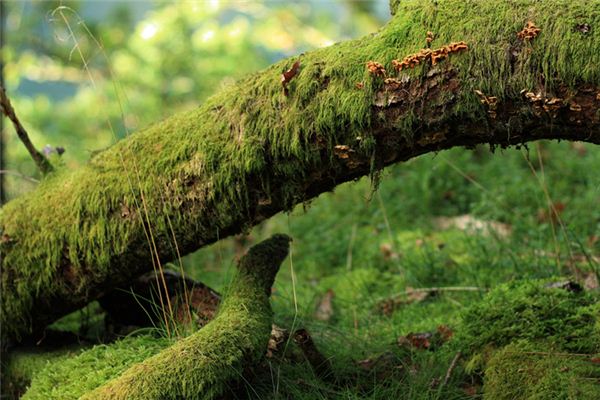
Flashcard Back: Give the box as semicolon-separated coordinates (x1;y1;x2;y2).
2;0;387;200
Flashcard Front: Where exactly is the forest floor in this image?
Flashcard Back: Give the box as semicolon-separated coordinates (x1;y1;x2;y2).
5;141;600;399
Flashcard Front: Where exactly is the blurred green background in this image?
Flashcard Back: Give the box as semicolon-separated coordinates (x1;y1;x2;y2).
1;0;387;201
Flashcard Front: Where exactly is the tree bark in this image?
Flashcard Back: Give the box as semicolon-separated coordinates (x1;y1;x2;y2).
2;0;600;342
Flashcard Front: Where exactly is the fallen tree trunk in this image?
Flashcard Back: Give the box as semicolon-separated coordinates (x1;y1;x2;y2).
1;0;599;341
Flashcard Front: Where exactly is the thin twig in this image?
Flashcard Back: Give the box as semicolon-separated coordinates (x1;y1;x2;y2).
293;329;335;381
0;169;40;184
0;85;53;174
505;350;597;359
442;351;461;387
385;286;487;301
403;286;486;293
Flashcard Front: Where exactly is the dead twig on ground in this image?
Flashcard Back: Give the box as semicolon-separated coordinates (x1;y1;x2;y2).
442;351;461;387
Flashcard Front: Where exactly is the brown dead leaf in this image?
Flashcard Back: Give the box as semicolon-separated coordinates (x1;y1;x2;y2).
380;242;400;260
462;384;480;396
1;233;13;245
570;142;587;156
398;325;455;350
266;324;289;358
437;325;454;342
399;332;433;349
406;287;431;302
356;352;404;380
537;201;566;224
315;289;335;321
281;60;301;96
378;288;429;316
584;272;599;290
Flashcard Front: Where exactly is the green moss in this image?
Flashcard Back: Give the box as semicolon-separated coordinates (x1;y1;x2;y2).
22;234;290;400
483;341;600;399
449;278;600;394
1;345;85;399
455;279;600;358
3;0;600;341
21;335;172;400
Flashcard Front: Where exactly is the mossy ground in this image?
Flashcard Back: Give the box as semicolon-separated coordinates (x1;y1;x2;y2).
183;141;600;399
10;140;599;399
484;340;600;400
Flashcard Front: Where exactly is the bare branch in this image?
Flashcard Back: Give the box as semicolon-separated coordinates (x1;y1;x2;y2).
0;86;53;175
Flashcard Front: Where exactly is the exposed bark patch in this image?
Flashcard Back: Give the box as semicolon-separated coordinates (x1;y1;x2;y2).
575;23;591;34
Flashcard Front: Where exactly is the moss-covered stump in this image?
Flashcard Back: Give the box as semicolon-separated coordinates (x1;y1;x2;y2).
484;341;600;400
2;0;600;343
453;279;600;398
22;234;290;400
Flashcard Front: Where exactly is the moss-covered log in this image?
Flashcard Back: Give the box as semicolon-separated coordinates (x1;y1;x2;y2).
20;234;290;399
2;0;600;341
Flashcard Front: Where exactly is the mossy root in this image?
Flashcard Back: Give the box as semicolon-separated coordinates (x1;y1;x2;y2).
78;234;290;400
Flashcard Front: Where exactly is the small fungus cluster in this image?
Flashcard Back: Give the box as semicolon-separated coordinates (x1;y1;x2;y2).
426;31;435;45
333;144;353;159
391;41;468;72
474;90;499;119
517;21;541;40
521;90;564;118
365;31;468;83
366;61;386;77
383;77;403;90
333;144;362;169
